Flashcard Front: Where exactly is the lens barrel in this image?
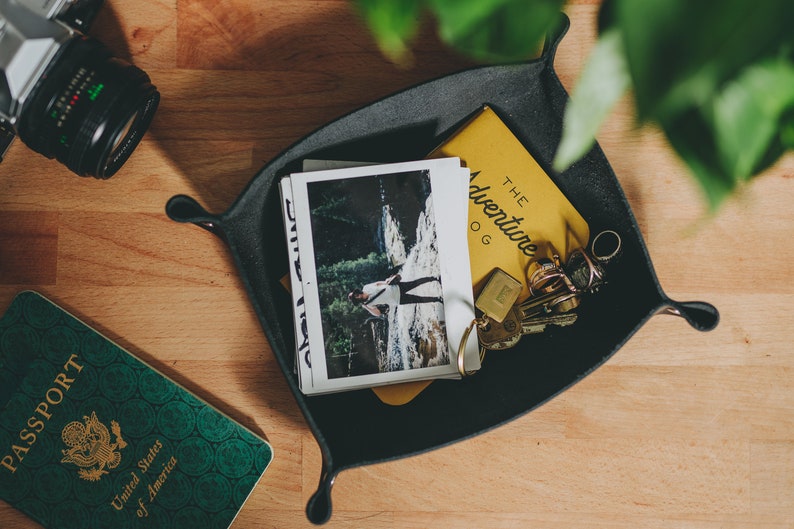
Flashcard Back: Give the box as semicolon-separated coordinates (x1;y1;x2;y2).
17;36;159;179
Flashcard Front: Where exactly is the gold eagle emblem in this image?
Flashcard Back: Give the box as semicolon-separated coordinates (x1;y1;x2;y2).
60;411;127;482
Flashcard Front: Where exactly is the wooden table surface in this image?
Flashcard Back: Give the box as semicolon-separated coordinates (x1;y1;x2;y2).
2;1;793;527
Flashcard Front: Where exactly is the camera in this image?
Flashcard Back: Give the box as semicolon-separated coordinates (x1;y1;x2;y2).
0;0;159;178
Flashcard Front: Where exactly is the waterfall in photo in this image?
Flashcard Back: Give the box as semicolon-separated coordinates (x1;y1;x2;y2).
379;197;449;371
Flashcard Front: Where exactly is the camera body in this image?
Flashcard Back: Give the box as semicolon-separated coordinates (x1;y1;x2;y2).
0;0;159;178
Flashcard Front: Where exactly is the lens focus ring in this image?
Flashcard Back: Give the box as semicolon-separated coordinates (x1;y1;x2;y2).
17;36;159;179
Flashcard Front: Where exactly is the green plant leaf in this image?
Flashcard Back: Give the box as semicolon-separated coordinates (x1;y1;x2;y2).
428;0;506;39
615;0;794;121
429;0;564;63
782;114;794;149
663;110;735;210
553;28;630;172
354;0;424;64
711;57;794;180
659;58;794;209
612;0;794;208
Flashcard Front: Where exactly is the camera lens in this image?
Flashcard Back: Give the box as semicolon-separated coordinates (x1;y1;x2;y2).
17;36;159;179
110;111;138;154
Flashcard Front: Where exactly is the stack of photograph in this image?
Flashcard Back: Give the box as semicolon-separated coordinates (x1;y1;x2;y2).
279;157;481;395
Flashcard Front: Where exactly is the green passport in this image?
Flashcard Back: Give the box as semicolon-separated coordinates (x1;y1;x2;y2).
0;291;273;528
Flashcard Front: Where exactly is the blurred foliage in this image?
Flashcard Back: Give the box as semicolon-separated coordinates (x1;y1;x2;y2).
354;0;794;210
354;0;563;63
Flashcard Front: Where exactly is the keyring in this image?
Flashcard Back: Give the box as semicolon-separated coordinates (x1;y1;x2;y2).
458;317;488;376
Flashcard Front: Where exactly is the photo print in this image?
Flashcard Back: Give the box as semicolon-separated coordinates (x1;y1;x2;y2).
285;158;479;394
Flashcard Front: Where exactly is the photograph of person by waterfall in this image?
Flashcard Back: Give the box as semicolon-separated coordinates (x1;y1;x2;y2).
304;167;448;379
286;157;479;394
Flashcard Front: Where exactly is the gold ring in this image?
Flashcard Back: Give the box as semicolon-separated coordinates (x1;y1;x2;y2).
591;230;622;264
529;263;566;296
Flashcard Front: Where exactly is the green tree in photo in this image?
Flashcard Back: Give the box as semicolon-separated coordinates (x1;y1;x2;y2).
317;251;392;374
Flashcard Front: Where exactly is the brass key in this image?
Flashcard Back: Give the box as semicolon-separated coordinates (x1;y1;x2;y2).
477;290;580;349
517;287;580;320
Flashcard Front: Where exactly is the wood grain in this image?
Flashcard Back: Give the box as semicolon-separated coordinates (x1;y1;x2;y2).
2;1;793;528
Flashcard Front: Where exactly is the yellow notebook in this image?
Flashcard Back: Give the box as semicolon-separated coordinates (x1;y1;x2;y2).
431;105;590;301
